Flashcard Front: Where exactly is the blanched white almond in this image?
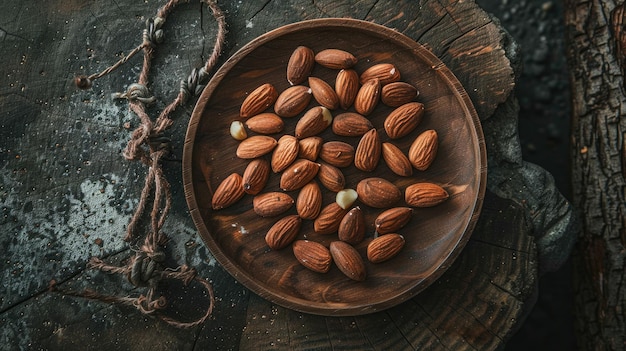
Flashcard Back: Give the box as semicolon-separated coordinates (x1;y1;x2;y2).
336;188;358;210
229;121;247;140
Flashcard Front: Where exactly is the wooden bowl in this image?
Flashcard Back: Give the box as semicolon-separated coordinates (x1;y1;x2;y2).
183;18;486;316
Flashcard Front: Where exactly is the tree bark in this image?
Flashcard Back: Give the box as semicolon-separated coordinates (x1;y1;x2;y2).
564;0;626;349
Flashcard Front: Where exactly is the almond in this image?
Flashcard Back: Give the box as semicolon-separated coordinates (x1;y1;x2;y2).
271;135;299;172
374;207;413;234
229;121;247;140
309;76;339;110
354;78;381;116
317;162;345;192
335;188;358;210
384;102;424;139
292;240;332;273
314;202;349;234
294;106;333;139
338;207;366;245
298;136;323;161
245;113;284;134
367;234;405;263
253;192;295;217
381;142;413;177
330;241;366;281
240;83;278;118
314;49;358;69
359;63;401;85
287;46;315;86
279;159;320;191
274;85;312;117
408;129;438;171
405;182;449;207
354;128;381;172
381;81;419;107
296;181;323;220
211;173;245;210
265;215;302;250
356;177;401;208
335;69;360;110
319;141;355;168
331;112;373;137
242;158;270;195
236;135;277;159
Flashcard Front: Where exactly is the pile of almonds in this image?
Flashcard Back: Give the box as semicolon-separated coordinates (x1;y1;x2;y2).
211;46;449;282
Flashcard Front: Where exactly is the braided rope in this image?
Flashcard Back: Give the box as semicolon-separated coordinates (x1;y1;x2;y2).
66;0;227;329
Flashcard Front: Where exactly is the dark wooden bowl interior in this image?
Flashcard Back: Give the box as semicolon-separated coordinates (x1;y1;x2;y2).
183;18;486;316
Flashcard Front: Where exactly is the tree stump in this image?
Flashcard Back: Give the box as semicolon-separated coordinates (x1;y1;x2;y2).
0;0;575;349
564;0;626;349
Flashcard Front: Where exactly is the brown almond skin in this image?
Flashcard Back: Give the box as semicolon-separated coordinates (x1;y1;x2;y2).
330;241;366;281
314;202;349;234
381;82;419;107
279;159;320;191
354;128;381;172
293;240;332;273
309;77;339;110
332;112;373;137
338;207;366;245
381;142;413;177
274;85;312;117
354;78;381;116
242;158;270;195
374;207;413;234
265;215;302;250
287;46;315;86
356;177;402;208
253;192;295;217
298;136;323;161
211;173;245;210
408;129;438;171
317;162;345;192
236;135;277;159
271;135;299;173
294;106;332;139
405;182;449;207
240;83;278;118
335;69;360;110
319;141;355;168
367;234;405;263
245;113;284;134
359;63;401;85
384;102;425;139
296;181;323;220
315;49;358;69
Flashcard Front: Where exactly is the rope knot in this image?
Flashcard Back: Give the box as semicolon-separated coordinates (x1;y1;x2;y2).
129;250;163;288
74;75;93;90
141;243;167;263
180;67;209;99
113;83;156;105
143;17;165;47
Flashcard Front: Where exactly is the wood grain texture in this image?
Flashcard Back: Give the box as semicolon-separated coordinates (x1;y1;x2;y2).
0;0;537;350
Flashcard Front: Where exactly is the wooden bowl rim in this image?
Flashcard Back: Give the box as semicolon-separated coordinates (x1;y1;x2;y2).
183;18;487;315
